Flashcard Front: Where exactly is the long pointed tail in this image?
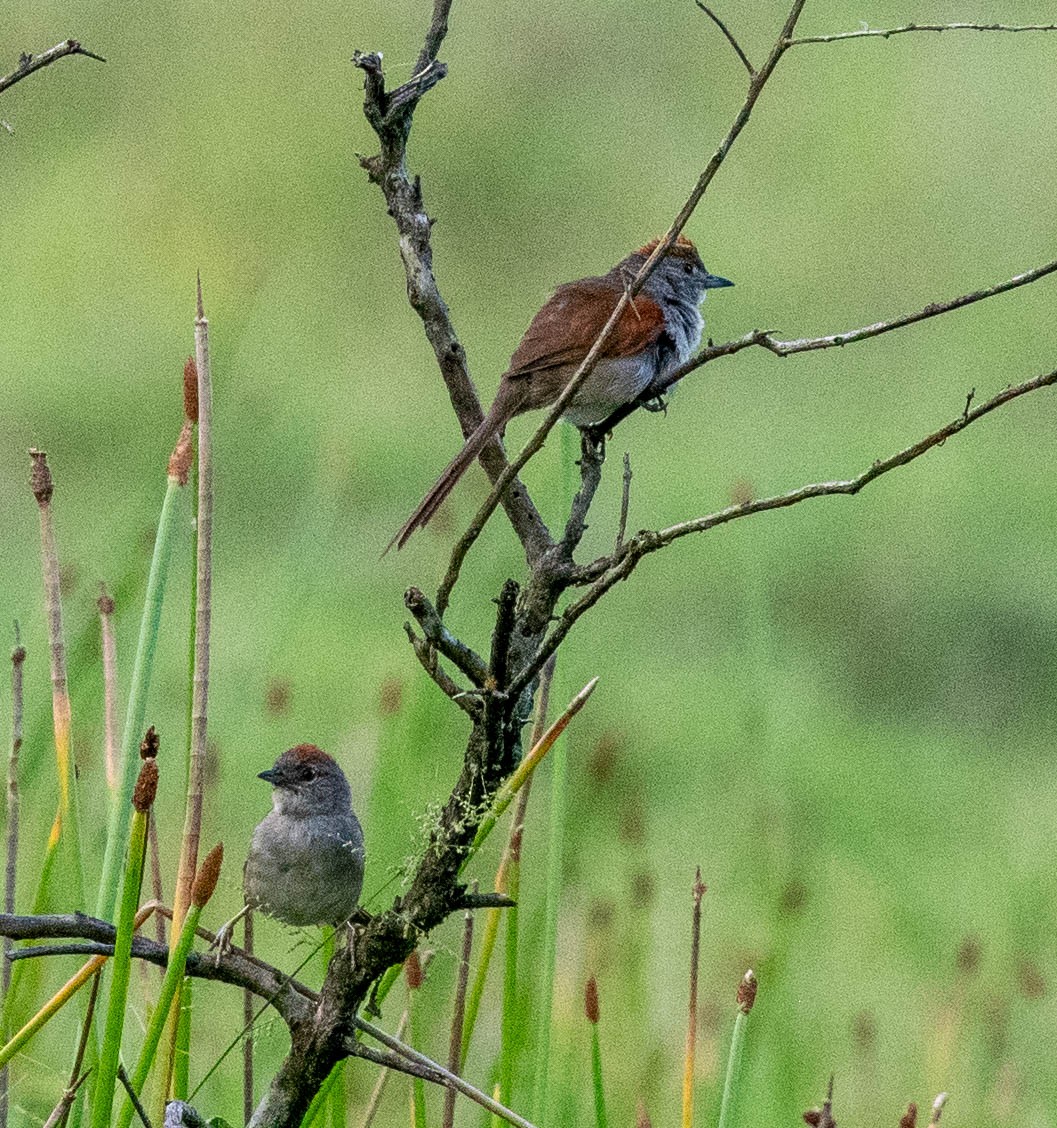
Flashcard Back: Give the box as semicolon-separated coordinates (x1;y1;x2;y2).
387;405;508;553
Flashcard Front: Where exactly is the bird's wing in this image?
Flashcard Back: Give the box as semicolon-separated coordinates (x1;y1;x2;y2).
504;278;669;380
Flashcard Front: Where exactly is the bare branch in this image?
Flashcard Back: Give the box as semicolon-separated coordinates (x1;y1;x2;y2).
693;3;755;75
352;1016;539;1128
529;367;1057;680
0;40;105;97
352;38;551;563
405;587;488;685
788;23;1057;48
404;624;481;718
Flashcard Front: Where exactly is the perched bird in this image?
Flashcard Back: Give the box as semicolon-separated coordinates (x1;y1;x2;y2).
391;235;732;549
244;744;365;927
215;745;365;955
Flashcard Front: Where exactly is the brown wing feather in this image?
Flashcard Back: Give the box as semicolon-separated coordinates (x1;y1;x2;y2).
505;280;668;379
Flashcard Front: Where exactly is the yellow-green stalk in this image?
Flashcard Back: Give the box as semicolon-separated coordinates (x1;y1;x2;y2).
116;844;222;1128
29;451;87;909
96;359;196;921
404;952;427;1128
465;677;597;867
90;758;157;1128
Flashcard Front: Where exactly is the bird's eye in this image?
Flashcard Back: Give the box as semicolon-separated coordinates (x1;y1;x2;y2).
683;263;694;274
304;767;316;781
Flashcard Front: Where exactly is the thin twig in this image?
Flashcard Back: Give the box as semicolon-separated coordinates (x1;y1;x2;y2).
529;366;1057;685
353;33;551;563
54;968;100;1128
694;3;754;75
42;1069;91;1128
442;894;475;1128
699;255;1057;364
98;587;120;792
681;871;707;1128
616;453;632;552
788;22;1057;47
0;40;105;97
117;1064;155;1128
243;909;255;1125
0;626;23;1128
353;1015;539;1128
435;0;808;609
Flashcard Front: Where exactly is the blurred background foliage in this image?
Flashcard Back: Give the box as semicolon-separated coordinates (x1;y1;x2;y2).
2;0;1057;1124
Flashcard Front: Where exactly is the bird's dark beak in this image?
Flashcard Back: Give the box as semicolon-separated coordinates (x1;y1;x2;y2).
704;273;734;289
258;768;278;784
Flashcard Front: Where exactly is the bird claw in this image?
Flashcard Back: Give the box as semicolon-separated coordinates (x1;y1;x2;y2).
210;921;235;967
641;394;668;415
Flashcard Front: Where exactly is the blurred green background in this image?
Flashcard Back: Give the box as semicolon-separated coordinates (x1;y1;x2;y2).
2;0;1057;1124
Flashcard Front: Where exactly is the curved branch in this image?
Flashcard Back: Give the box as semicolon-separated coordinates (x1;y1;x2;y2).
516;366;1057;688
353;18;551;563
0;912;316;1029
693;3;755;76
0;39;105;98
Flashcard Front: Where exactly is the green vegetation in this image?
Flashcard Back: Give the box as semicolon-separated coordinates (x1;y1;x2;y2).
2;2;1056;1124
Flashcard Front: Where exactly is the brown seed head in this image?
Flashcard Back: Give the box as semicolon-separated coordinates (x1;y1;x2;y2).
404;949;424;990
168;420;194;486
133;759;159;812
139;725;160;760
380;676;404;716
97;584;115;616
183;356;199;423
29;449;53;505
191;843;224;907
955;934;982;976
584;975;600;1024
900;1102;918;1128
635;1102;653;1128
737;969;758;1014
803;1111;823;1127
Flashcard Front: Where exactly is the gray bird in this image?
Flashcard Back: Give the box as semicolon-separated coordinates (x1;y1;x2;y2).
244;744;365;927
215;744;365;956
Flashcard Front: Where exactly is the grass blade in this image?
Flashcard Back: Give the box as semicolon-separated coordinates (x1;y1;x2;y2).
90;758;157;1128
116;844;222;1128
585;977;607;1128
717;971;757;1128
